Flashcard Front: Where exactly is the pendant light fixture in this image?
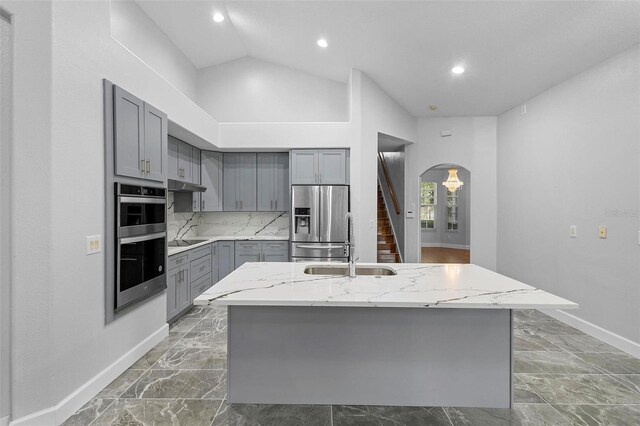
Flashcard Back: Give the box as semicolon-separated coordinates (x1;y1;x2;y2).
442;165;464;193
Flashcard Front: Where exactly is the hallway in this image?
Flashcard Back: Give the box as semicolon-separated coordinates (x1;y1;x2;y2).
421;247;470;264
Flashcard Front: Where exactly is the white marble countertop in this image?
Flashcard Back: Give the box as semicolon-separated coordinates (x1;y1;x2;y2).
194;262;578;310
168;235;289;256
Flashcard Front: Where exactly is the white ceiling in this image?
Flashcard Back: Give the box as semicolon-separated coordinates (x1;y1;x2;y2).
136;1;640;117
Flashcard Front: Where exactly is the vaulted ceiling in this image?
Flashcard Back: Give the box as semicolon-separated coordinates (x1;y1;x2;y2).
136;1;640;117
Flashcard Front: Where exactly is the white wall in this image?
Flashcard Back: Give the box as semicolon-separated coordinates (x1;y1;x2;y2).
0;10;12;423
497;44;640;347
0;0;221;423
405;117;497;268
197;56;348;123
420;168;471;249
110;0;198;100
352;71;417;262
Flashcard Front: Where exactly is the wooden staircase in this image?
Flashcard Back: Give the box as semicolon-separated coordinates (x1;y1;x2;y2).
377;185;400;263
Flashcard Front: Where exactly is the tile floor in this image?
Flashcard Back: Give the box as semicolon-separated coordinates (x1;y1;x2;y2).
64;306;640;425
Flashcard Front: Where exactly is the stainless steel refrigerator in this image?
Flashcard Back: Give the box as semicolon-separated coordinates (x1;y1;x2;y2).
290;185;350;262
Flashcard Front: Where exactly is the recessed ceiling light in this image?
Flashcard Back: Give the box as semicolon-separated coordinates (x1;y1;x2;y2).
213;13;225;23
451;66;465;74
317;39;328;48
428;105;438;111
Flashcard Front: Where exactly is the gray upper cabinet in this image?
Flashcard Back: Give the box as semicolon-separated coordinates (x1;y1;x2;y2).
257;153;290;211
113;85;167;182
168;136;194;182
318;150;347;184
192;149;201;212
223;153;257;211
290;150;318;184
143;103;168;182
201;151;223;212
290;149;347;185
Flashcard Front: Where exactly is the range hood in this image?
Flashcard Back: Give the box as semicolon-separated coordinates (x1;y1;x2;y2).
167;179;207;193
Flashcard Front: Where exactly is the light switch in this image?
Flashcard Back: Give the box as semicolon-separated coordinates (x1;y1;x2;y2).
569;226;577;238
369;219;375;228
598;226;607;239
87;235;102;255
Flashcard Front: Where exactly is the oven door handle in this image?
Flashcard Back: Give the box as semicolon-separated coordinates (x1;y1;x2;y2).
118;196;166;205
295;245;344;250
120;232;166;244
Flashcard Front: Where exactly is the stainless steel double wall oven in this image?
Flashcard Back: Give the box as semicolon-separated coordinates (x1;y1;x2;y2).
115;183;167;311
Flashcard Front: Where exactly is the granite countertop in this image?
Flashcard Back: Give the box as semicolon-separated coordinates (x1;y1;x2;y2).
168;235;289;256
193;262;578;310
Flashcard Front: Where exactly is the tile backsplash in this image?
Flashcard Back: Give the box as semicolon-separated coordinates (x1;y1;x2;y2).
167;192;289;241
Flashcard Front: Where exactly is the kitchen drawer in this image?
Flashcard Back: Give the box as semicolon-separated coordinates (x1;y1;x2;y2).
168;253;188;270
261;241;288;252
191;273;211;298
190;255;211;282
236;241;261;251
190;243;212;261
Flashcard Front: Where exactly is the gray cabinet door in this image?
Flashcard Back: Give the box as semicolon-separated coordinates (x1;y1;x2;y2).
218;241;235;280
291;150;318;184
201;151;223;212
263;250;289;262
223;153;238;211
114;86;144;179
318;149;347;184
168;138;180;181
274;153;290;211
192;149;201;212
143;102;167;182
177;267;191;314
166;267;179;320
235;249;261;268
178;142;193;182
238;153;257;211
257;153;274;211
258;153;289;212
211;243;219;285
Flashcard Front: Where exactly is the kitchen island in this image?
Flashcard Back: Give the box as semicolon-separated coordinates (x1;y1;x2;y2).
194;262;577;408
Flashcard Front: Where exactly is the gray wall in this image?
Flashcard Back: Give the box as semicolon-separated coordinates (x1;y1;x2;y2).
420;168;470;249
497;43;640;346
0;11;12;422
378;149;405;259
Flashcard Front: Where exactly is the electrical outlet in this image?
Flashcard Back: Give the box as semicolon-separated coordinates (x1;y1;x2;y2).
598;226;607;239
86;235;102;255
569;226;577;238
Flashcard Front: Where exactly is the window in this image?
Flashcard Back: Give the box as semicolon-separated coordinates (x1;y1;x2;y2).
447;189;459;231
420;182;436;229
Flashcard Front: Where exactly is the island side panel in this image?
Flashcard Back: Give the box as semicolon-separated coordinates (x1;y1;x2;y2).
227;306;512;408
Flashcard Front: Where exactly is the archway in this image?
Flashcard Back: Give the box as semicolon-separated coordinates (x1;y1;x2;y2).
419;164;470;263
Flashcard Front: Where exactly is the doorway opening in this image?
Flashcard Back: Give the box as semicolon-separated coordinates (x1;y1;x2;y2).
419;164;470;264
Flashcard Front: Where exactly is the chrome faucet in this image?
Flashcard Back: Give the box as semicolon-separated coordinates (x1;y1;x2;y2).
344;212;356;278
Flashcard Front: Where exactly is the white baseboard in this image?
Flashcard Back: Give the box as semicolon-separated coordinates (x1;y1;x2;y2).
421;243;470;250
1;415;10;426
541;309;640;359
9;323;168;426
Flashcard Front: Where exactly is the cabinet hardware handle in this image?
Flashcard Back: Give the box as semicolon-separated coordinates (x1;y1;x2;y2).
141;160;145;172
235;200;238;210
270;200;273;209
275;200;277;210
202;199;205;210
193;200;197;210
240;200;243;210
146;160;151;173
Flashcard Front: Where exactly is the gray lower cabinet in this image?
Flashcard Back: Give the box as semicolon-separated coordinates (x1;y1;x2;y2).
223;153;257;211
235;241;262;268
113;85;167;182
235;241;289;268
290;149;347;185
167;263;190;321
257;153;289;211
201;151;223;212
218;241;236;280
211;242;220;285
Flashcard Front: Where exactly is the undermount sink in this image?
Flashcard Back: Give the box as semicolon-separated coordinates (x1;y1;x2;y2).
304;265;397;276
